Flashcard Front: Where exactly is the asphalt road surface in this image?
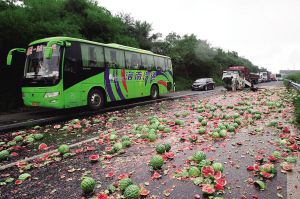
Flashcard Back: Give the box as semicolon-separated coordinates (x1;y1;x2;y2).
1;81;299;199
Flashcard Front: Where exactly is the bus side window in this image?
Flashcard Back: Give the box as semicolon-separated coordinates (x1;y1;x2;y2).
141;54;147;70
149;56;155;71
104;48;125;69
167;58;172;71
155;57;164;71
163;58;167;71
80;44;105;68
125;51;141;70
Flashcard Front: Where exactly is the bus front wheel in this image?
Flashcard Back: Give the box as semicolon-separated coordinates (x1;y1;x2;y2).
150;85;159;99
88;89;104;109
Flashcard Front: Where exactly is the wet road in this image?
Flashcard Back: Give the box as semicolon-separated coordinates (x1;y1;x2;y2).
0;87;223;132
1;81;298;199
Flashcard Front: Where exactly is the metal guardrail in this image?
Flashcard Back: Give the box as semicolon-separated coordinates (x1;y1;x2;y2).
290;81;300;91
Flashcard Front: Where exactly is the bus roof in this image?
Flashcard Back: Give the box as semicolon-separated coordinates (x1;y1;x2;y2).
29;36;170;59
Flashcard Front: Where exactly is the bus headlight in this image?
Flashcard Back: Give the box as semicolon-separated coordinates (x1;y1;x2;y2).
44;92;59;98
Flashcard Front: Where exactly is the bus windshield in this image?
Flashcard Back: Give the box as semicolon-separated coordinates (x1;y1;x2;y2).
25;44;61;79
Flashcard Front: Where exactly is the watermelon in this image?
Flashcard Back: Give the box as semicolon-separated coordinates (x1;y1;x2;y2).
175;120;184;125
113;143;123;152
122;136;130;141
228;125;235;132
212;163;223;172
189;135;198;142
201;166;215;177
212;132;220;138
260;163;275;173
157;125;165;131
175;112;181;117
122;140;132;148
281;162;293;171
218;124;226;130
58;144;70;154
215;177;227;186
156;144;166;154
109;134;117;141
163;143;171;152
192;151;206;163
150;155;164;170
18;173;31;181
197;108;205;113
163;127;171;133
198;116;204;122
81;177;96;194
254;180;266;190
165;151;175;159
8;141;16;146
201;120;208;126
105;147;115;154
0;150;10;161
254;114;261;120
14;135;23;142
198;159;211;169
119;178;133;191
89;154;99;163
284;156;297;163
38;143;47;150
233;113;239;119
213;128;221;133
124;185;140;199
34;133;44;140
213;171;222;179
219;130;227;137
26;137;35;143
202;184;215;194
188;166;200;177
147;133;157;142
198;127;206;134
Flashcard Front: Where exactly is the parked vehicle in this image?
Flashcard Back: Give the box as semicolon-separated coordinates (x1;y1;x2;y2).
191;78;215;91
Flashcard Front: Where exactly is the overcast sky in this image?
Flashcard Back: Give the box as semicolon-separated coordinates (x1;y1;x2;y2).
98;0;300;73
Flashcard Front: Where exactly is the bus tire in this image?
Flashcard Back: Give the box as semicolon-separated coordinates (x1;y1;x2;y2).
150;84;159;99
88;89;105;110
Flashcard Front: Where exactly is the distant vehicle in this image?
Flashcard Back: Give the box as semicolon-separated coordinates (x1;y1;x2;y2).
276;74;283;81
259;72;268;82
6;37;174;109
191;78;215;91
222;66;254;91
249;73;259;84
270;74;277;81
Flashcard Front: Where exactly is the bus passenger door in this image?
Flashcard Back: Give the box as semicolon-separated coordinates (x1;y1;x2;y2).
63;42;83;108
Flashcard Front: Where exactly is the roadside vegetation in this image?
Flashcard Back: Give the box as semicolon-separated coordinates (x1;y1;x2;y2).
0;0;260;111
285;72;300;126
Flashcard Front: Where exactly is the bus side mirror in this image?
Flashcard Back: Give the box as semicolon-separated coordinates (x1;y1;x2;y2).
6;48;26;66
6;54;13;66
44;47;53;59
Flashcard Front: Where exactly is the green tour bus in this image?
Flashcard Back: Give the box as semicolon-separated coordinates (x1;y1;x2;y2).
6;37;174;109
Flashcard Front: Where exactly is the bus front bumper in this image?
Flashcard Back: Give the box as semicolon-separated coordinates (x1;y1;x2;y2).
22;91;64;109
